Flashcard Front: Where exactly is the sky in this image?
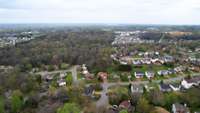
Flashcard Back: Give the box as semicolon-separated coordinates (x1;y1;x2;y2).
0;0;200;24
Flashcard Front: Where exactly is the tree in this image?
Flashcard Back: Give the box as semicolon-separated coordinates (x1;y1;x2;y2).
109;87;129;105
57;103;81;113
148;89;165;106
48;65;55;71
136;97;152;113
66;73;73;86
130;93;141;106
0;96;5;113
11;90;23;113
182;88;200;109
164;92;181;109
60;63;69;69
119;109;128;113
35;74;42;84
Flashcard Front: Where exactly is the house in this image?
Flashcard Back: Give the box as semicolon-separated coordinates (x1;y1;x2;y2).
129;84;144;93
157;70;169;76
144;85;155;92
134;71;145;78
163;55;174;62
168;69;176;74
45;75;53;82
142;58;151;64
151;58;164;64
120;60;128;65
172;103;190;113
181;76;200;89
82;64;89;75
119;100;133;112
97;72;108;81
132;60;142;65
159;83;171;92
84;85;94;97
174;66;186;73
60;72;67;78
57;79;66;87
145;71;155;79
169;84;181;91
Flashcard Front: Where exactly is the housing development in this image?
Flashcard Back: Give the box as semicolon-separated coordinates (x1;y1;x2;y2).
0;25;200;113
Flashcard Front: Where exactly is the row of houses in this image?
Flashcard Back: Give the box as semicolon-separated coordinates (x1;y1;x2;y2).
44;72;68;87
112;31;155;45
109;100;190;113
132;56;174;65
111;53;174;66
134;66;186;79
159;76;200;92
128;76;200;93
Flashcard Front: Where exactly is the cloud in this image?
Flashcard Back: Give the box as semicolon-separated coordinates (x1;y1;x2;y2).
0;0;199;24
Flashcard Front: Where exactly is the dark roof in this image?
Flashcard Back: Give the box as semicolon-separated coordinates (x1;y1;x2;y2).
160;83;171;90
170;83;180;88
185;76;200;83
135;71;145;76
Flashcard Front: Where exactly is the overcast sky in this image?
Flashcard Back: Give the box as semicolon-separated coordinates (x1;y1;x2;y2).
0;0;200;24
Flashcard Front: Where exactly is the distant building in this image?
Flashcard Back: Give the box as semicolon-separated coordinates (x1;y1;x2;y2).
60;72;67;78
181;76;200;89
45;74;53;82
157;70;170;76
82;64;89;75
159;83;171;92
57;79;66;87
145;71;155;79
129;84;144;93
134;71;145;79
169;84;181;91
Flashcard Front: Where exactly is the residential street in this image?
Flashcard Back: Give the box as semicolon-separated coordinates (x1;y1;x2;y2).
106;73;200;88
35;66;78;84
96;82;109;113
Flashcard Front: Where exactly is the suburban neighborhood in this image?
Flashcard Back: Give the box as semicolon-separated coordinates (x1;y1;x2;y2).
0;25;200;113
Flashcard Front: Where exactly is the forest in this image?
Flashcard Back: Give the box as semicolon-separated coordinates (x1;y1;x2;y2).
0;30;115;72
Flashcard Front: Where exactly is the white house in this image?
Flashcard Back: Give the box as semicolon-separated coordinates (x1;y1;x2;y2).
130;84;143;93
60;72;67;78
157;70;169;76
134;72;145;79
181;76;200;89
169;84;181;91
57;79;66;87
181;79;195;89
145;71;155;79
82;64;89;75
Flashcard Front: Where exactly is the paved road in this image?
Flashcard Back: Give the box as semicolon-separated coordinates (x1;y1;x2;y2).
106;73;200;88
35;66;78;84
95;73;200;111
96;82;109;113
71;66;78;85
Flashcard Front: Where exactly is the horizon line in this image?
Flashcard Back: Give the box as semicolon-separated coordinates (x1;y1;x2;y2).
0;22;200;26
